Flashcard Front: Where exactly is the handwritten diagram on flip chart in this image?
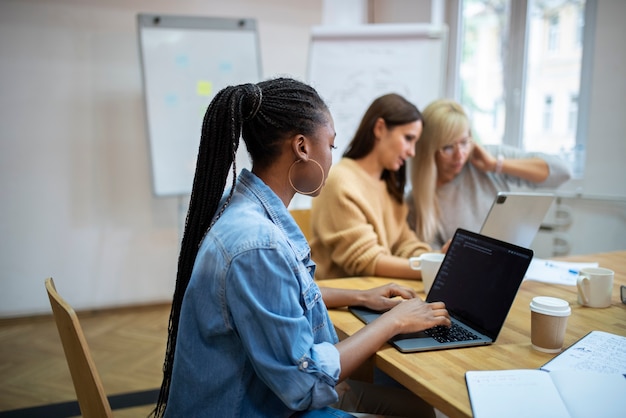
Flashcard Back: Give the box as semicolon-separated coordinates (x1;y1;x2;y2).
138;14;261;196
307;24;448;159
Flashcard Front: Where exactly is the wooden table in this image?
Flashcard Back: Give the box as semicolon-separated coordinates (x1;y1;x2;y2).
322;251;626;418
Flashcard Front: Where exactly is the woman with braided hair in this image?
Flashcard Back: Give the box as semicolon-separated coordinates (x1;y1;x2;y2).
152;78;449;418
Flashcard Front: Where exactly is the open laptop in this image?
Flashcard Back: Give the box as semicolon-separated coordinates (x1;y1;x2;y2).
350;228;533;353
479;191;555;248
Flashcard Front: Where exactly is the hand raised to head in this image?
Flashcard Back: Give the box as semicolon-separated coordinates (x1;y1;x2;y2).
469;142;497;173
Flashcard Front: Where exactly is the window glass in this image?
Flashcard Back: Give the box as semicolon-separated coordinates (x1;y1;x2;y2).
458;0;509;146
458;0;587;178
523;0;585;163
543;95;553;132
548;14;559;51
568;94;578;133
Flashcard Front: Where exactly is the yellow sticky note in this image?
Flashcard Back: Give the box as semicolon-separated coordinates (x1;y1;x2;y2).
197;81;212;96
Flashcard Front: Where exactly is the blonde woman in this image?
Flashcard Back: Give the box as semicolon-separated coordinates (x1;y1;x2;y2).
409;99;571;249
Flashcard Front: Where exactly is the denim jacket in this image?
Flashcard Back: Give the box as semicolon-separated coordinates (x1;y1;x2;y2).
165;169;341;417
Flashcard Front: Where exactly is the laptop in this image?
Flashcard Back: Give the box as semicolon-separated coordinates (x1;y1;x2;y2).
350;228;533;353
479;191;555;248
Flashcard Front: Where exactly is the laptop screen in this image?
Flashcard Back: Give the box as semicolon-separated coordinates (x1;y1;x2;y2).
479;192;555;247
427;229;533;339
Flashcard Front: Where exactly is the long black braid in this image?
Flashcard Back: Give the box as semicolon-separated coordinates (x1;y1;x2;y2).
151;77;329;417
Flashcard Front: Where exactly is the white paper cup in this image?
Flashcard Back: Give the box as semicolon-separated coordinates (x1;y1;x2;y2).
529;296;571;353
409;252;445;295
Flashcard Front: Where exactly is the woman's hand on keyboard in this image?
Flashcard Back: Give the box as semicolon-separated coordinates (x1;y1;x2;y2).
383;298;451;335
355;283;419;311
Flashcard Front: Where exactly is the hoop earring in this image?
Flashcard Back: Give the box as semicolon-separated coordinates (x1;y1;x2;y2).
288;159;325;195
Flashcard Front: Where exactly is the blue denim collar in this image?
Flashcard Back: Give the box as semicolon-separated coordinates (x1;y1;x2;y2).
237;169;311;262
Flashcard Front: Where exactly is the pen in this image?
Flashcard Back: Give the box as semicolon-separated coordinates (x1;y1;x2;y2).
545;261;578;275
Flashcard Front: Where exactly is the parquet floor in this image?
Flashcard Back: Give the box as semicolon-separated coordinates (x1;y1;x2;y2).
0;302;171;417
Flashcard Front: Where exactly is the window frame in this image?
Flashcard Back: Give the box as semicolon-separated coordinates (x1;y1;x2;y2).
444;0;596;178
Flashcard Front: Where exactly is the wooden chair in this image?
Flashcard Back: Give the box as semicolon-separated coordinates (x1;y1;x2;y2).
290;208;313;243
45;277;113;418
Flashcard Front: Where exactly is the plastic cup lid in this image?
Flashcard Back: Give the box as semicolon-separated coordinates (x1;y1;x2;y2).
530;296;571;317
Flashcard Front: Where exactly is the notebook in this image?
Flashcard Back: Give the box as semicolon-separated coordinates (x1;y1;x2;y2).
479;191;555;248
350;228;533;353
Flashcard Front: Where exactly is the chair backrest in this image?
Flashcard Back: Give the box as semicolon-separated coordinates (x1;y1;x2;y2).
45;277;113;418
290;209;313;243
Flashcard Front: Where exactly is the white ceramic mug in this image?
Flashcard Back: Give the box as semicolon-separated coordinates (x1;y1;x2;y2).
577;267;614;308
409;252;445;294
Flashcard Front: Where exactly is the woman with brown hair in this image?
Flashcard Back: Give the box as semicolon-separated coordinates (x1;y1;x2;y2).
311;93;431;280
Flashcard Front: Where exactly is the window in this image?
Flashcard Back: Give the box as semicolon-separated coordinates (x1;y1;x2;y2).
452;0;591;178
576;8;584;46
548;14;559;51
543;95;553;131
568;94;578;133
457;0;508;146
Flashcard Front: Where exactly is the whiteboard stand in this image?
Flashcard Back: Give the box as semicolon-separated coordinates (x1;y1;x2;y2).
137;14;261;198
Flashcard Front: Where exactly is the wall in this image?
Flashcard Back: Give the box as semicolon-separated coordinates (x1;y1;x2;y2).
372;0;434;23
0;0;322;317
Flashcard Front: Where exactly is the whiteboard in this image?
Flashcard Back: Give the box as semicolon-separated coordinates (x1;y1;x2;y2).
137;14;261;196
307;23;448;158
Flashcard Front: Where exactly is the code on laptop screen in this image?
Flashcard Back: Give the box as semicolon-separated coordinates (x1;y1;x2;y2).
427;229;533;338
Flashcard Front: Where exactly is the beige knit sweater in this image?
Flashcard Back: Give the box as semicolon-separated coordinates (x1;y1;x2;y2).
310;158;430;279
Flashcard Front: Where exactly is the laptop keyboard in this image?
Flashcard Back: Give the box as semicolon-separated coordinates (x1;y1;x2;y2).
425;323;480;343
